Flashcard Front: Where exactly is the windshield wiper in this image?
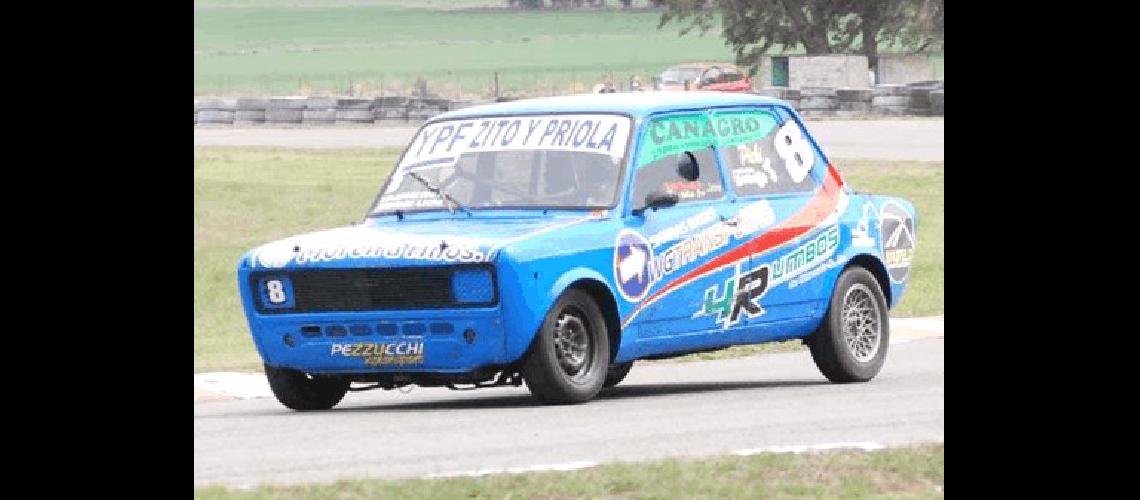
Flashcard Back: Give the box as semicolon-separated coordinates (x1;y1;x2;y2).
406;171;472;216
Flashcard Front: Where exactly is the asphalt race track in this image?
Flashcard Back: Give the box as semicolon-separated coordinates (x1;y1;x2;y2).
193;119;945;162
194;337;944;487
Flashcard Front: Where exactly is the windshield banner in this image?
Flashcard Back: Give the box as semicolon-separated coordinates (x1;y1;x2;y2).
397;114;632;172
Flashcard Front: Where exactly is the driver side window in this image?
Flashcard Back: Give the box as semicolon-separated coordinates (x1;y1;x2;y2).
632;113;724;210
702;67;722;86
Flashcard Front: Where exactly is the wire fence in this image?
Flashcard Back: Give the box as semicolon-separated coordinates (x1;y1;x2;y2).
193;54;943;99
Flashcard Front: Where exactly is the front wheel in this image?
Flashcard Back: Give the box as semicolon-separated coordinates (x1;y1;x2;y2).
808;267;890;383
264;365;349;411
603;362;633;388
520;289;611;404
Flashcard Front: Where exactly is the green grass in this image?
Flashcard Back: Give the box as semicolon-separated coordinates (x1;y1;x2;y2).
193;1;736;96
193;147;943;372
194;147;400;371
193;0;942;96
195;443;944;498
838;158;944;317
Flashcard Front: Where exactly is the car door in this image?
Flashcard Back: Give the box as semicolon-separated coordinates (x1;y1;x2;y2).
698;66;723;91
708;106;837;343
621;110;766;357
718;67;752;93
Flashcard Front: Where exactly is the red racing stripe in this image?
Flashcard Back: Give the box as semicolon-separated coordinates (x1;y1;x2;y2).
622;163;844;326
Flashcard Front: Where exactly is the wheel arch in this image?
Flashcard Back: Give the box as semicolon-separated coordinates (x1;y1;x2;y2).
845;254;893;307
506;268;623;363
563;278;622;363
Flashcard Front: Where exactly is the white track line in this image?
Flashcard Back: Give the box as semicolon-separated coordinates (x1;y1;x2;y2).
732;441;886;456
423;443;888;479
424;461;599;479
194;372;272;400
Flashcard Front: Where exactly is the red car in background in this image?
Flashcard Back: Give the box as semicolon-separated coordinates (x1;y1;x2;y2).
654;62;752;93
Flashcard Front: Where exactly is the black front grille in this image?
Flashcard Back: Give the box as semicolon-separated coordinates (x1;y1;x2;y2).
251;266;495;313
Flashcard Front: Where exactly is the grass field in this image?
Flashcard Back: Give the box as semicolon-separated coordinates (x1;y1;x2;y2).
195;443;943;498
193;0;943;96
193;147;943;372
194;1;736;96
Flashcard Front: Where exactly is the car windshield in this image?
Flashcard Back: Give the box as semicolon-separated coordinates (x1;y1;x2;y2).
370;113;633;214
660;67;703;84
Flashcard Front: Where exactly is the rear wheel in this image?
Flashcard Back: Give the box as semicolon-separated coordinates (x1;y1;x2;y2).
264;364;349;411
520;289;611;404
809;267;890;383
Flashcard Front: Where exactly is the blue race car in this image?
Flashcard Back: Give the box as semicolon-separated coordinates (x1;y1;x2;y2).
237;92;917;411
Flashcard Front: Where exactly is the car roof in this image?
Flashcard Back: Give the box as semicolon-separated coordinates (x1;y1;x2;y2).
665;62;741;70
432;91;791;123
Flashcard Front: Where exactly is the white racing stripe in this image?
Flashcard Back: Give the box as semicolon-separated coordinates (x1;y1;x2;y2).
424;460;599;479
732;441;885;456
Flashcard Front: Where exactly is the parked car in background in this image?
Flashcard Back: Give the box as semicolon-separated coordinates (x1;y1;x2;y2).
655;62;752;93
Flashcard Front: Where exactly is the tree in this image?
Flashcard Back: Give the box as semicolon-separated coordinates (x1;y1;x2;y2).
658;0;943;74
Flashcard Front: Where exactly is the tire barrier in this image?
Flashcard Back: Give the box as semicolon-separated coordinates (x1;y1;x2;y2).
871;84;911;115
751;88;801;111
798;87;837;115
836;89;872;112
235;98;269;124
266;97;306;124
194;86;941;127
905;83;943;116
302;97;338;124
335;98;373;124
196;99;236;125
930;90;944;116
375;96;410;124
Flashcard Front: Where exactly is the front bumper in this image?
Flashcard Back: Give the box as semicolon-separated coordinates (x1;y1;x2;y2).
245;308;509;374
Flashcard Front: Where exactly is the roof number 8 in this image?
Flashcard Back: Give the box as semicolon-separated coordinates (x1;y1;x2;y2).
774;121;815;183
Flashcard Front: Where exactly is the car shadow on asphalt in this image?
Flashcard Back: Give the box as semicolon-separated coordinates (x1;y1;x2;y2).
318;379;832;413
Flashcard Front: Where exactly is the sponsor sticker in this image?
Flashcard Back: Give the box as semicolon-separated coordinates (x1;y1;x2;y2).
851;202;876;248
392;114;631;189
769;225;840;286
639;112;779;166
331;342;425;366
692;262;771;329
252;233;487;268
691;225;839;327
614;201;774;303
879;201;915;283
614;229;653;302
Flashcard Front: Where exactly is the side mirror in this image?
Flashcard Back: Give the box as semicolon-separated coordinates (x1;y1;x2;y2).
633;191;679;216
677;151;699;181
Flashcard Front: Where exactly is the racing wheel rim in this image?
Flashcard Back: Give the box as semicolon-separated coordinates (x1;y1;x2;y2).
553;307;593;379
842;283;882;363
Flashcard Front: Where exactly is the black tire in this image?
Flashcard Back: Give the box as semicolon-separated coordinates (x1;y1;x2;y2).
809;267;890;383
603;362;633;388
520;289;611;404
264;364;349;411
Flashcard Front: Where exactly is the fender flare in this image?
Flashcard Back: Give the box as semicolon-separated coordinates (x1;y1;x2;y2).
503;267;622;363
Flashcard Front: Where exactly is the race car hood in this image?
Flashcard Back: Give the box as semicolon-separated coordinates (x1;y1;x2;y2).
243;214;597;269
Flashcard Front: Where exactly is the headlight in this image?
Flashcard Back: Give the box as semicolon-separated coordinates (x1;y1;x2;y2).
451;267;495;304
